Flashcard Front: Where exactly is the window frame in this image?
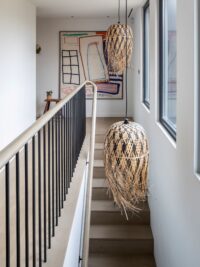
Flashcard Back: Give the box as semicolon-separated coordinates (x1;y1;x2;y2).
143;0;150;109
195;0;200;177
159;0;177;140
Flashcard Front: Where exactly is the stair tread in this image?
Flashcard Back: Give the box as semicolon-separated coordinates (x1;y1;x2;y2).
95;143;104;149
91;200;149;212
94;160;104;167
89;254;156;267
90;225;153;240
93;178;107;188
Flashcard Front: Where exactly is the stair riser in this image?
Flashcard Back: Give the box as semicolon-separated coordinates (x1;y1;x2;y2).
91;212;150;225
93;167;106;178
94;150;104;160
89;240;153;255
88;255;156;267
95;135;105;143
92;188;111;200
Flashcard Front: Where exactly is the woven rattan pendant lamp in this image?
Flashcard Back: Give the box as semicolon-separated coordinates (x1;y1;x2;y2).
104;0;149;218
105;0;133;74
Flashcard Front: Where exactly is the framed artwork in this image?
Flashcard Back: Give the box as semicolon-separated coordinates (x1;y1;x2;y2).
59;31;123;100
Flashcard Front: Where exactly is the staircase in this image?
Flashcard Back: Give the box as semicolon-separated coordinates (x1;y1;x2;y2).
88;128;156;267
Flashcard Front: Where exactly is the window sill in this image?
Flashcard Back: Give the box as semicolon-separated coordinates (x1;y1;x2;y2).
195;172;200;181
142;102;150;113
156;121;177;149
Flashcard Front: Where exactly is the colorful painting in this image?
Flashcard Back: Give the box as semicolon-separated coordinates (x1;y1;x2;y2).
59;31;123;99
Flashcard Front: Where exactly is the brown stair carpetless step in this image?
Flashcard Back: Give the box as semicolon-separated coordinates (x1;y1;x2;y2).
95;134;105;143
88;254;156;267
94;143;104;160
91;200;150;225
94;149;104;160
93;160;106;178
92;178;110;200
93;167;106;178
89;225;154;255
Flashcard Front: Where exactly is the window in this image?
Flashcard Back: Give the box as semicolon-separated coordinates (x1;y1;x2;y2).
159;0;177;139
143;0;150;108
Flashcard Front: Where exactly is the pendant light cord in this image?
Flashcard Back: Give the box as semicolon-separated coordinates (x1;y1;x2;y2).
118;0;121;23
125;0;128;120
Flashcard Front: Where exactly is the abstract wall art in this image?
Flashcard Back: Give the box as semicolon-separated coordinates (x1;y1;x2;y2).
59;31;123;99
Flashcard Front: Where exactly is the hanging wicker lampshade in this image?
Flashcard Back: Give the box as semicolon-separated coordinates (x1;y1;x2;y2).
104;120;149;217
105;23;133;74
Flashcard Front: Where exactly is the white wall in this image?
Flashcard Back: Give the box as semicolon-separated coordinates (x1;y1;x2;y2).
36;17;133;117
0;0;36;150
132;1;200;267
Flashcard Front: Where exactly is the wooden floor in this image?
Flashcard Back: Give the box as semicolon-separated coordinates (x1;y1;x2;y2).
88;117;156;267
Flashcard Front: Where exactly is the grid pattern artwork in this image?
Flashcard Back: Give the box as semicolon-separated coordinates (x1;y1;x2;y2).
62;50;80;85
59;31;124;99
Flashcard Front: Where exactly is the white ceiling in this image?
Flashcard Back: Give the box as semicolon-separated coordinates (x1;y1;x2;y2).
31;0;142;18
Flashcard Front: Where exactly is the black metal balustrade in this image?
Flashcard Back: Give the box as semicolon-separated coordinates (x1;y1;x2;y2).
0;86;86;267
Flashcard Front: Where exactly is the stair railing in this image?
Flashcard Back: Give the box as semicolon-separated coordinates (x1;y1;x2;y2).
82;81;97;267
0;80;97;267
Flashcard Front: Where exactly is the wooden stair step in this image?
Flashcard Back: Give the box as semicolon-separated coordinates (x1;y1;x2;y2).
94;143;104;160
91;200;150;225
92;179;110;200
93;160;105;178
95;143;104;149
93;167;106;178
88;254;156;267
94;160;104;167
93;178;107;188
95;134;105;143
89;225;153;255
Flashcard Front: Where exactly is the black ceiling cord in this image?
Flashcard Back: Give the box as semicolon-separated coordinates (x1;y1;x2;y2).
124;0;128;124
118;0;121;24
128;8;133;18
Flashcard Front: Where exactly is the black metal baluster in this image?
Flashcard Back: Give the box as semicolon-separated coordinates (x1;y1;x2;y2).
63;105;66;200
16;152;21;267
73;97;75;174
76;92;79;157
61;110;64;209
48;121;51;248
67;102;70;190
65;103;69;194
71;99;73;181
16;153;20;267
58;113;61;217
52;119;55;235
38;131;42;267
77;92;79;157
83;87;86;145
72;98;74;178
80;89;82;150
65;103;68;193
43;127;47;262
69;100;72;183
55;116;58;225
25;143;29;267
74;96;76;169
74;96;76;167
5;163;10;267
32;136;36;267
